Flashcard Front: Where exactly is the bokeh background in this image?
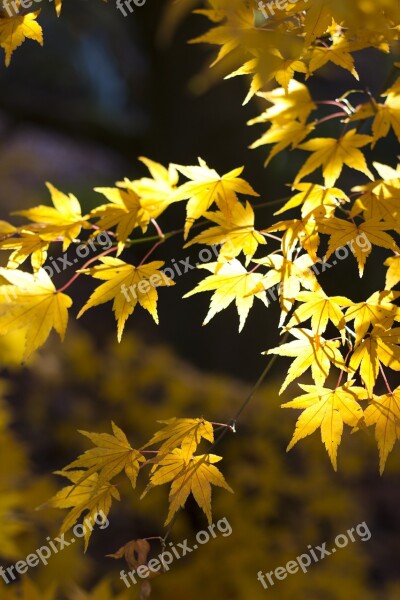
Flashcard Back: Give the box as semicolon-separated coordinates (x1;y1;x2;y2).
0;1;399;598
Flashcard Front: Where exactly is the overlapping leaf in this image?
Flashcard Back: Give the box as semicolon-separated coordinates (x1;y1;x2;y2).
91;187;145;246
250;253;320;321
285;290;351;338
0;230;49;271
349;325;400;394
275;183;350;220
295;130;374;188
385;255;400;289
62;422;144;488
0;268;72;358
184;259;268;331
364;387;400;473
350;162;400;222
184;201;265;263
345;291;400;345
94;157;180;246
174;159;259;238
282;382;367;470
141;418;214;463
46;470;119;550
14;183;90;251
320;217;399;275
263;218;320;261
78;258;174;341
142;448;233;525
266;328;346;393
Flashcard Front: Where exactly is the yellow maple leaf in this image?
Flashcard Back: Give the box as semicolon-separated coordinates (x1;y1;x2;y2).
230;49;306;98
92;187;145;246
142;448;233;525
345;290;400;345
184;201;266;264
0;230;49;271
62;422;144;488
93;159;179;248
0;11;43;66
266;327;346;393
263;218;320;261
282;382;367;470
116;157;180;224
189;1;253;69
227;36;308;104
269;56;307;92
304;0;334;44
364;81;400;148
385;255;400;289
225;45;296;104
173;158;259;238
248;79;317;125
364;387;400;474
350;161;400;222
349;325;400;395
0;267;72;359
275;183;350;220
285;289;352;338
78;258;174;341
308;35;360;79
46;470;119;551
104;156;179;246
14;183;90;251
251;253;320;321
320;217;399;276
141;417;214;463
250;120;316;167
187;0;398;102
248;80;317;125
295;130;374;188
183;259;268;332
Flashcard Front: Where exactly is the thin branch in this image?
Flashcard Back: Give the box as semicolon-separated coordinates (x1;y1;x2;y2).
335;349;352;389
253;196;291;209
379;364;393;395
210;422;235;431
262;232;283;243
315;112;349;126
56;245;118;293
151;219;165;240
138;238;166;266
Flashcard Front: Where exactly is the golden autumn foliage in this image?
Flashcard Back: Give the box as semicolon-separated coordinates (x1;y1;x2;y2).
0;0;399;492
1;0;400;598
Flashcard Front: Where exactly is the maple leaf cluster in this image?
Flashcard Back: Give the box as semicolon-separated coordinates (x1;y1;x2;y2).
1;0;400;554
180;0;400;474
1;157;400;477
45;419;232;551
